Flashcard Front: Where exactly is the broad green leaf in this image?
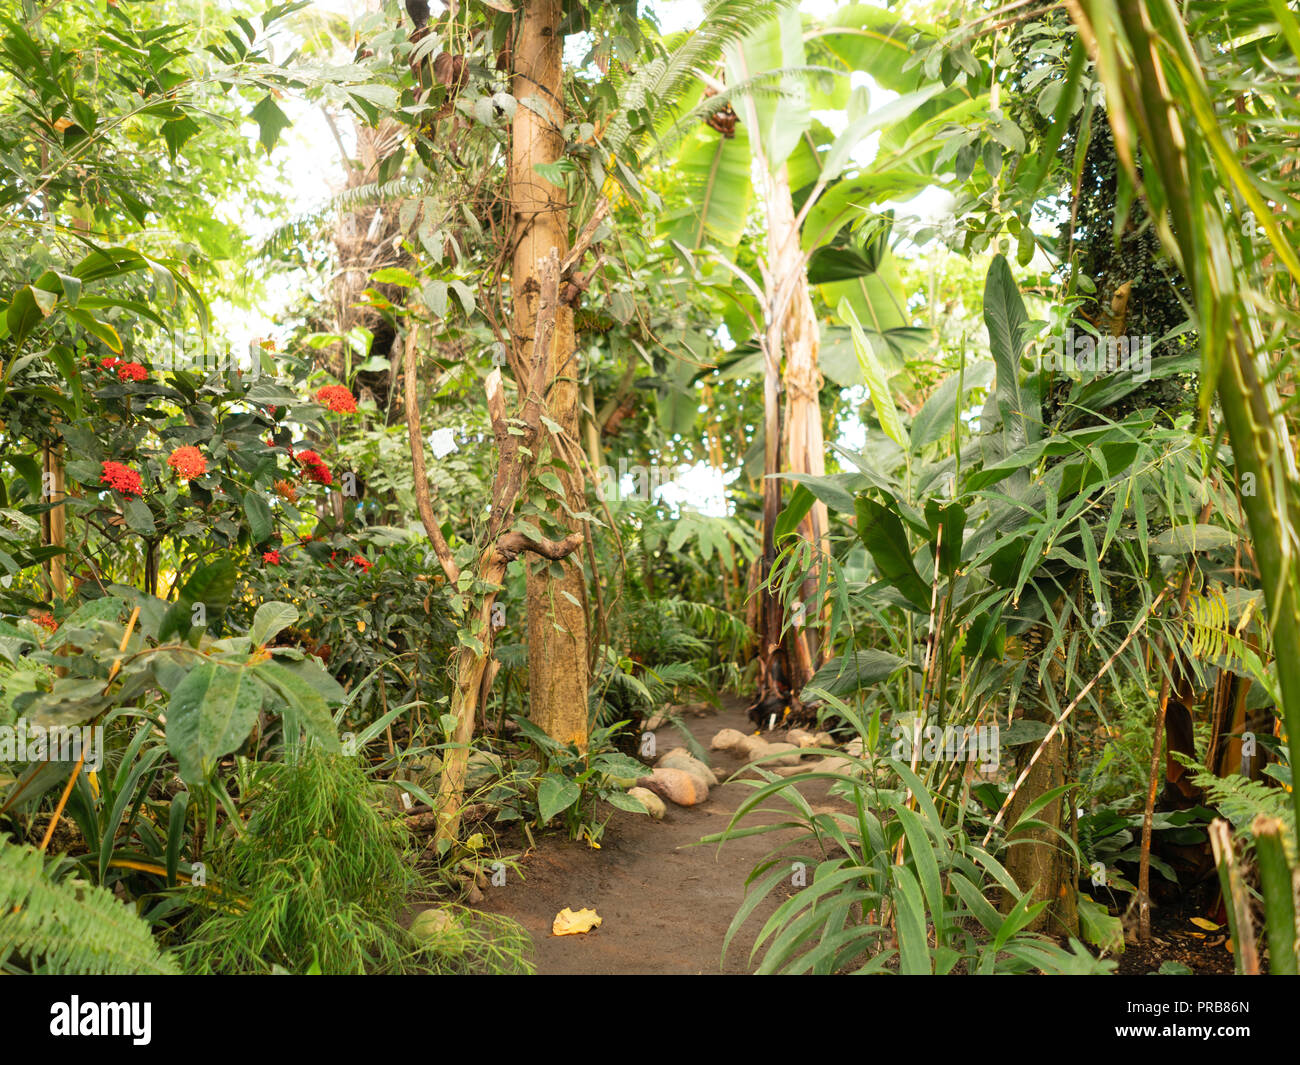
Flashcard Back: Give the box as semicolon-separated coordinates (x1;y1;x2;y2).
252;660;341;752
537;775;580;824
166;663;265;785
243;491;273;543
249;601;298;647
854;494;930;610
250;94;291;153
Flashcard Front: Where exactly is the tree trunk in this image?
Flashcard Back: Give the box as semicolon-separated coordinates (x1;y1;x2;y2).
41;444;67;599
767;164;829;670
511;0;589;749
751;159;820;719
1001;693;1080;936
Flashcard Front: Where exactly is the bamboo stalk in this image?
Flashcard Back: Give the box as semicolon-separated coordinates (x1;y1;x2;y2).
1251;815;1298;975
1209;817;1260;975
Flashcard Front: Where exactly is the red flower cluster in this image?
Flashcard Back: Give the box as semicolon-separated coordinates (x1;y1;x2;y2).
100;460;143;497
167;446;206;482
350;554;372;573
116;361;147;382
262;550;281;565
296;449;333;486
101;357;121;371
33;613;58;633
315;385;357;414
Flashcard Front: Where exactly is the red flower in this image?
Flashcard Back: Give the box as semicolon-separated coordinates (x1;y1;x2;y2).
33;613;58;633
100;461;143;497
262;550;281;565
315;385;358;414
350;554;372;573
116;361;147;382
167;446;206;482
100;357;121;371
295;450;332;485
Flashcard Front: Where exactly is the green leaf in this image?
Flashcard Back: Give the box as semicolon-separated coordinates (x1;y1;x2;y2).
890;863;932;974
910;362;995;451
371;267;420;286
158;558;237;642
250;94;291;153
243;491;273;543
64;307;123;353
123;498;155;535
252;660;341;752
249;601;298;647
839;298;908;448
165;663;265;785
774;484;816;544
854;495;930;610
1149;524;1234;555
6;285;57;346
1077;894;1125;954
604;790;649;814
537;775;580;824
924;499;965;577
982;255;1038;451
802;648;909;699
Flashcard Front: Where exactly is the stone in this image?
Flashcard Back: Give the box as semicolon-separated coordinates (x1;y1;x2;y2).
627;786;666;820
711;727;749;751
656;747;719;787
787;728;818;748
636;767;708;806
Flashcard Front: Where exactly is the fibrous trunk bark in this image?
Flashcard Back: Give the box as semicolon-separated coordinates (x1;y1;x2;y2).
752;161;821;719
511;0;589;749
768;164;829;670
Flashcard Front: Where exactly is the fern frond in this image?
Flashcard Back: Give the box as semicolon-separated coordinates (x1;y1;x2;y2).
1178;587;1274;697
1187;767;1296;859
255;177;422;260
0;836;178;975
603;0;799;160
662;597;753;647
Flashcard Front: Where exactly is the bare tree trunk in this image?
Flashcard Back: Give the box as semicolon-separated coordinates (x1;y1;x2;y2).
750;158;821;718
41;444;67;600
511;0;589;749
766;165;830;669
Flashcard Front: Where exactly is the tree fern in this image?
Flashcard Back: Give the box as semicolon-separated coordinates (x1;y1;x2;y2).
0;836;178;975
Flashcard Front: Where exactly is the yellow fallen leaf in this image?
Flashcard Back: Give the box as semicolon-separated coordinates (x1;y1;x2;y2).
1190;917;1220;931
552;907;602;936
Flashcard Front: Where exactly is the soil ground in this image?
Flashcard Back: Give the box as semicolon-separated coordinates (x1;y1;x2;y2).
468;700;1240;976
476;699;843;974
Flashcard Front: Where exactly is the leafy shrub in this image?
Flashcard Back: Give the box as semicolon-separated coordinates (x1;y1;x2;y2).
178;749;530;974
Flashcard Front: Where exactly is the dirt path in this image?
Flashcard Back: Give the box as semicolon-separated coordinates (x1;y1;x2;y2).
477;701;841;974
